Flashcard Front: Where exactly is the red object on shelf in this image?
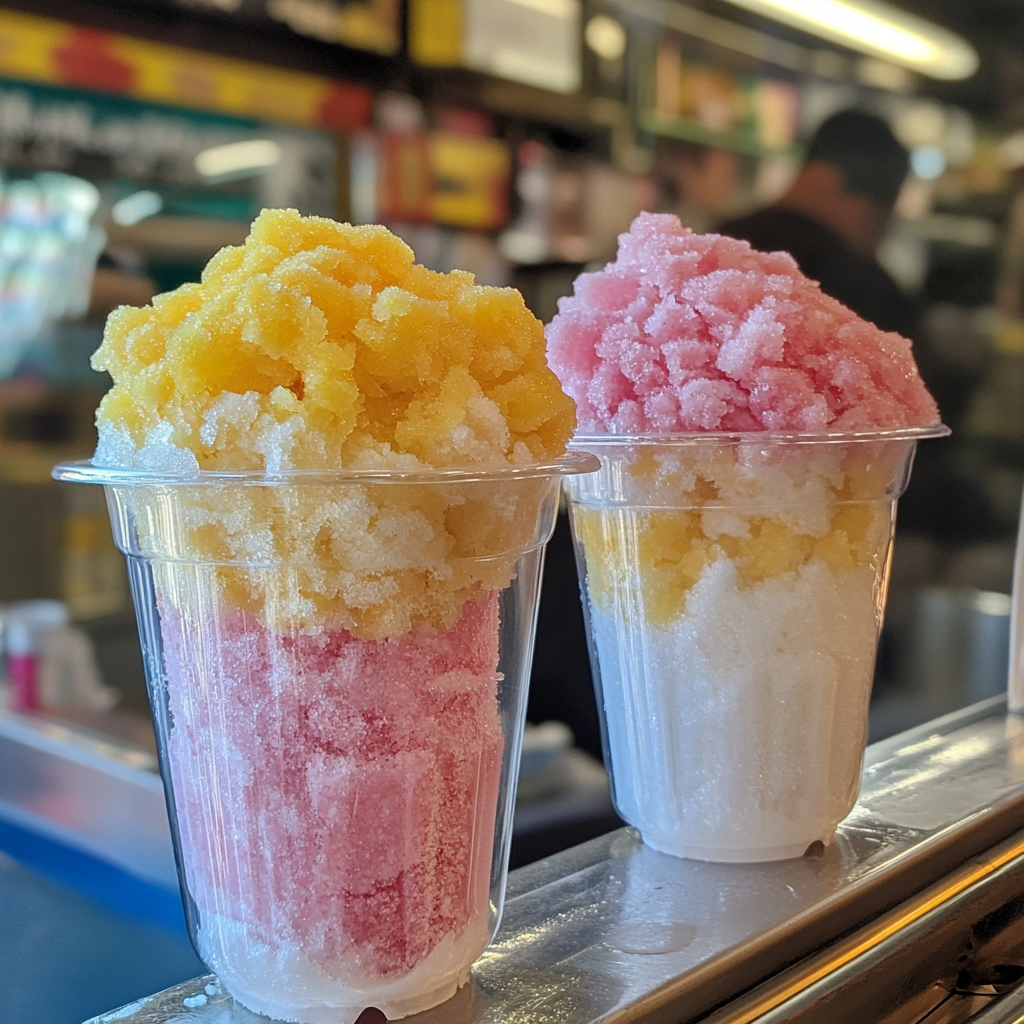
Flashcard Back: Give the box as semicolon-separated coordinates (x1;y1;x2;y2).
434;107;494;137
9;653;38;712
6;601;68;713
378;132;435;223
54;28;136;94
317;81;374;132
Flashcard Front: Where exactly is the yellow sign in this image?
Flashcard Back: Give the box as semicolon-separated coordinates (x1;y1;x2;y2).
408;0;463;67
0;8;372;130
430;133;510;229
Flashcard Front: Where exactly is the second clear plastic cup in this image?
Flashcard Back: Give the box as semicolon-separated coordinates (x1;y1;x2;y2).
563;429;946;863
53;454;596;1023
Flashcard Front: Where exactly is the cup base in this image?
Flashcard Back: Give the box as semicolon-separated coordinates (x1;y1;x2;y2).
226;965;472;1024
641;832;832;863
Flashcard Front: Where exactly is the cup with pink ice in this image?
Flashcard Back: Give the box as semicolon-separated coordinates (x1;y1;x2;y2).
54;457;596;1021
549;213;947;863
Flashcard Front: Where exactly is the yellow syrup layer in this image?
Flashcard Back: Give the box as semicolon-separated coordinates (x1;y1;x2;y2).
575;465;892;627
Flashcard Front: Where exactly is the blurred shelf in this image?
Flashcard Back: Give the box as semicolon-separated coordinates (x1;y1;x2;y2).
640;110;799;159
0;705;174;888
0;446;87;485
105;217;249;260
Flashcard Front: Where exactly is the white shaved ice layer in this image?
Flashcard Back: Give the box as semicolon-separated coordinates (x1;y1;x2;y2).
95;421;200;474
590;555;880;861
198;908;491;1024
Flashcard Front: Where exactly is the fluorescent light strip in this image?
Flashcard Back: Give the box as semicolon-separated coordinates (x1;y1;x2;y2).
195;139;283;179
111;190;163;226
719;0;977;80
608;0;808;74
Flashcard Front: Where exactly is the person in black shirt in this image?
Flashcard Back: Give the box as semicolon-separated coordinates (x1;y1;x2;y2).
725;113;994;543
721;110;914;338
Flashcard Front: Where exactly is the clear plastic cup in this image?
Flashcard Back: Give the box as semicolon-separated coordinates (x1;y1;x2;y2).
562;429;947;864
53;454;597;1023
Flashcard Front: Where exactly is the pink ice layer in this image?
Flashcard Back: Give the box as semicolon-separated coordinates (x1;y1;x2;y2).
546;212;940;433
161;594;504;980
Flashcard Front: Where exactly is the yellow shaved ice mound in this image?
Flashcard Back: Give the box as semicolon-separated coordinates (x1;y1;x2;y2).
93;210;576;638
94;208;575;471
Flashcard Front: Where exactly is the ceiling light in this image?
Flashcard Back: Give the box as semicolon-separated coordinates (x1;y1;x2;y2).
718;0;978;80
195;139;283;179
893;101;946;148
1000;131;1024;170
111;190;163;226
910;146;946;180
586;15;627;61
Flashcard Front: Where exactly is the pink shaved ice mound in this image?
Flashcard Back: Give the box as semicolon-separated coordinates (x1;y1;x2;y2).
546;212;940;433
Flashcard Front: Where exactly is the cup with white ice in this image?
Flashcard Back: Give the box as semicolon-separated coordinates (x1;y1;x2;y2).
54;455;596;1022
563;430;944;862
546;211;947;862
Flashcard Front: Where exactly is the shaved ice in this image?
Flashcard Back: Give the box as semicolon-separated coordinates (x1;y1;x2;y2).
84;210;579;1020
162;595;503;1021
554;213;943;861
547;211;938;434
94;208;575;639
95;207;573;472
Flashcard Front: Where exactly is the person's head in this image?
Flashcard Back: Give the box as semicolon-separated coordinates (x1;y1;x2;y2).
780;110;909;256
806;110;910;208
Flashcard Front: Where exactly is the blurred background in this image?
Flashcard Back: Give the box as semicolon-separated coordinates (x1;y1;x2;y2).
2;1;1024;1019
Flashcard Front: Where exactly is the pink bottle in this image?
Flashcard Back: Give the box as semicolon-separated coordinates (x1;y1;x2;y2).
7;616;38;712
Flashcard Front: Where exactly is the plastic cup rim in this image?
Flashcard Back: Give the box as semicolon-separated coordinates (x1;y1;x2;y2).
51;450;601;487
569;424;950;448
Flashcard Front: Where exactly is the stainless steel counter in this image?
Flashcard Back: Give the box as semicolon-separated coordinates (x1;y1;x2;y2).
81;695;1024;1024
0;705;173;889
